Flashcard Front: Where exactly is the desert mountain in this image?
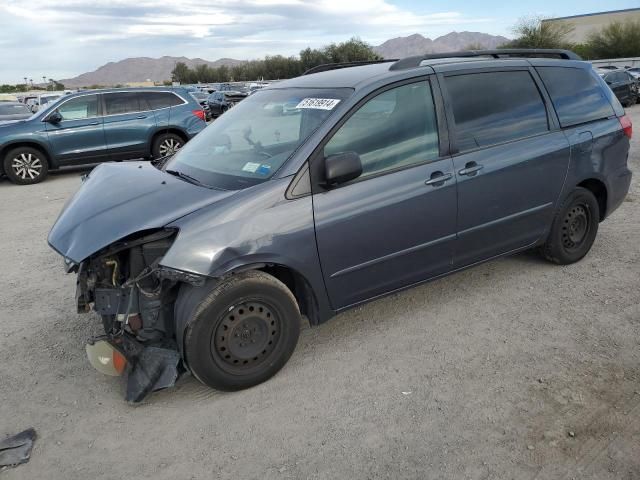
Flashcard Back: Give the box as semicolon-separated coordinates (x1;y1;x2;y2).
60;32;510;86
373;32;510;59
60;56;243;87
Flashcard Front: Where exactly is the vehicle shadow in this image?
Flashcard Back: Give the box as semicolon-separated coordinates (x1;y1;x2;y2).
144;246;553;406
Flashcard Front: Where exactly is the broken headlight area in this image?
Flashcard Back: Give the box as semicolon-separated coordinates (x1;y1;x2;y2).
75;229;202;402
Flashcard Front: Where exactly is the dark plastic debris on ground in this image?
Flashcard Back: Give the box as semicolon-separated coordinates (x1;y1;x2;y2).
0;428;37;468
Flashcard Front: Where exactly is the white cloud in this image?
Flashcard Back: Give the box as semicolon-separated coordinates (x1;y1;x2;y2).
0;0;500;83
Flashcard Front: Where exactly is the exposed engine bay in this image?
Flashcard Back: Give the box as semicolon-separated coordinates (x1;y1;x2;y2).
73;229;204;402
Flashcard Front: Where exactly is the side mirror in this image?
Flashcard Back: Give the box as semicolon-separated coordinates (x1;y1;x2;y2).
46;111;62;123
324;151;362;185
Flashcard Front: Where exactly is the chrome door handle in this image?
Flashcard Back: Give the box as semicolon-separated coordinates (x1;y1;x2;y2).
136;115;147;119
425;172;453;186
88;121;100;126
458;163;484;176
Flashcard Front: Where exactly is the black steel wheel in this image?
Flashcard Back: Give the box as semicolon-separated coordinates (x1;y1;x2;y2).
212;300;282;374
181;271;301;391
542;187;599;265
561;204;590;252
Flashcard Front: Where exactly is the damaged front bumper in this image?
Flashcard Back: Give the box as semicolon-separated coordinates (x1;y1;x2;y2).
67;229;205;403
86;335;181;403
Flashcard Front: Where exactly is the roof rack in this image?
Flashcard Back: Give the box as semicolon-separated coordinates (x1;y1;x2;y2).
302;59;397;76
389;49;582;71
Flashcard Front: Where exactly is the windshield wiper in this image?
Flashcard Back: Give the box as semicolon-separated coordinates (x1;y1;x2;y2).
165;169;205;186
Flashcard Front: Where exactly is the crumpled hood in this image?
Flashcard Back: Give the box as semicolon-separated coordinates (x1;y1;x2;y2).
48;161;235;262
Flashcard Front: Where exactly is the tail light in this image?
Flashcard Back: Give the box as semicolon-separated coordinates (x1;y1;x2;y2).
192;109;206;122
620;115;632;139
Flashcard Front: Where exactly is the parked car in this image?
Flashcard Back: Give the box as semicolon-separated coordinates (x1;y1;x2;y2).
0;87;206;184
27;93;63;113
48;49;632;402
207;90;248;117
597;69;638;106
189;91;212;121
0;102;33;122
625;67;640;80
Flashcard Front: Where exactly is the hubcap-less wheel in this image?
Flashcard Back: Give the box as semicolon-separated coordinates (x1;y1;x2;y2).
212;301;281;374
561;204;590;251
158;138;182;156
11;153;43;181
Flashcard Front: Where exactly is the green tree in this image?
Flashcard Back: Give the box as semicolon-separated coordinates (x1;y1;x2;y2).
171;62;191;83
585;20;640;59
500;16;574;49
323;37;382;63
167;37;382;82
299;47;331;71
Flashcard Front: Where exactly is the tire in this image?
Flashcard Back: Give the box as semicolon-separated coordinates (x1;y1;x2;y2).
183;271;301;391
3;146;49;185
151;133;184;159
542;187;599;265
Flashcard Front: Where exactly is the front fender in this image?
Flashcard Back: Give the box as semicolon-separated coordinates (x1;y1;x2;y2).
162;178;333;342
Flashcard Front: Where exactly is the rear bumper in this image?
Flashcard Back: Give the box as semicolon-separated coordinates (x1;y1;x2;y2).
606;167;632;218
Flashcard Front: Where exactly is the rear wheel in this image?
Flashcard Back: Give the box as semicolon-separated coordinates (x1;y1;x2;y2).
152;133;184;159
183;271;301;391
3;146;49;185
541;187;599;265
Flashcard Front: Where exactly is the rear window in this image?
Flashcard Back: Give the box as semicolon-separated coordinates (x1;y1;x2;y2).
445;71;549;152
537;67;615;127
143;92;184;110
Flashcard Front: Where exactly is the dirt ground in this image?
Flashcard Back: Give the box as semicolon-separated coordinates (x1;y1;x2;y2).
1;106;639;480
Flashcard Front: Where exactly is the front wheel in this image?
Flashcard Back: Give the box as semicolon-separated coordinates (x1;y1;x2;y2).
541;187;599;265
152;133;184;159
182;271;301;391
3;147;49;185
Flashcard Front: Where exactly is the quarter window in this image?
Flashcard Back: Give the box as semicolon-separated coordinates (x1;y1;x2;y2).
445;71;549;152
324;81;439;178
536;67;615;127
57;95;99;120
143;92;184;109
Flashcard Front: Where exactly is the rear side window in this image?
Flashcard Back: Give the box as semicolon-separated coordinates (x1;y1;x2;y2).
324;81;440;178
537;67;615;127
445;71;549;152
143;92;184;110
104;92;142;115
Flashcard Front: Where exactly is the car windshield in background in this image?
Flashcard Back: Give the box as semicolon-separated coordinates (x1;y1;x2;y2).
31;95;66;118
41;95;61;105
0;104;30;115
165;87;352;190
190;92;208;101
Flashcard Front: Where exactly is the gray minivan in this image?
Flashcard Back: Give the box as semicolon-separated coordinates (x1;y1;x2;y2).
48;49;632;401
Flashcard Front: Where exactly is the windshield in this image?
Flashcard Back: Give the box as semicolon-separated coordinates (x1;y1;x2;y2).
165;87;351;190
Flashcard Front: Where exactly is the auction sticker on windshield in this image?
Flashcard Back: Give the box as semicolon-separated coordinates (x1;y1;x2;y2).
295;98;341;110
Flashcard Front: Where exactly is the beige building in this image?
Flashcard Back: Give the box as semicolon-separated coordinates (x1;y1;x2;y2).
542;8;640;43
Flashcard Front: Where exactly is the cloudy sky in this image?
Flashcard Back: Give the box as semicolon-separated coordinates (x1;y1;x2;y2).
0;0;637;83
